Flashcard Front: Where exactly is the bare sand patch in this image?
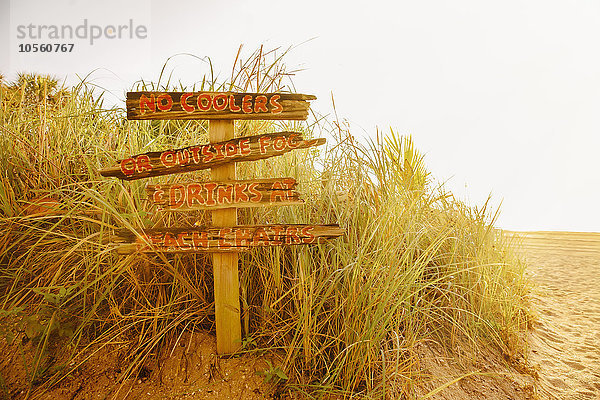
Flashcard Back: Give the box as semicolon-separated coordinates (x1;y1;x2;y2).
509;231;600;400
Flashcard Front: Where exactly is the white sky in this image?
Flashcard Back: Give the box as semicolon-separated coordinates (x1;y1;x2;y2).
2;0;599;232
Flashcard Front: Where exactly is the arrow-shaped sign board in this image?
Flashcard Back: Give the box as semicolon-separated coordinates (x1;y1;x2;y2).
99;132;325;181
114;224;344;254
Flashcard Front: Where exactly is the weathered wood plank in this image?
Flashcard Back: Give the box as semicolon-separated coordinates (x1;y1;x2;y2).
99;132;325;181
113;224;344;254
147;178;302;211
126;92;316;120
209;120;240;355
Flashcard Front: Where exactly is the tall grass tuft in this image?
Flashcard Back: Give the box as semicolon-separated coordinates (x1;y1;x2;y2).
0;46;530;398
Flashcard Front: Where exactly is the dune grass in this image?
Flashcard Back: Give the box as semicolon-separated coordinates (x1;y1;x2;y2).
0;47;531;398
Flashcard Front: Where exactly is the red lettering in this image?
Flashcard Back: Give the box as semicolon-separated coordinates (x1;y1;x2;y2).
120;158;136;176
239;138;251;155
213;94;228;111
197;93;212;111
201;145;214;163
180;93;195;112
234;183;249;203
234;228;253;247
282;178;295;189
164;233;178;248
273;136;286;151
152;185;165;206
187;184;205;207
204;183;217;206
242;95;253;113
217;185;233;204
139;94;155;114
271;226;285;245
254;95;268;112
228;95;241;112
135;155;152;173
259;136;271;153
190;146;201;163
269;94;283;113
156;94;173;111
270;181;286;202
288;133;301;148
192;231;209;248
169;185;186;209
285;227;301;245
301;226;316;244
218;228;233;249
177;233;191;250
160;151;176;168
225;142;238;157
254;227;270;246
248;183;261;202
176;149;190;166
149;233;163;246
213;144;225;160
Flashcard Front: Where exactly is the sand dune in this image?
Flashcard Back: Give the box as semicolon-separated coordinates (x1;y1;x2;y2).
507;231;600;399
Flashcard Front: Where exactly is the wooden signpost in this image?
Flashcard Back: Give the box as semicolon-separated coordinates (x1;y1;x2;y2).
209;119;240;356
100;91;343;355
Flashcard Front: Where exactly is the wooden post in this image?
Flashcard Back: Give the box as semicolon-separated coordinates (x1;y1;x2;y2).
209;120;241;355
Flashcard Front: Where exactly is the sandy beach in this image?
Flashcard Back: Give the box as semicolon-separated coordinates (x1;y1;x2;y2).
510;231;600;399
